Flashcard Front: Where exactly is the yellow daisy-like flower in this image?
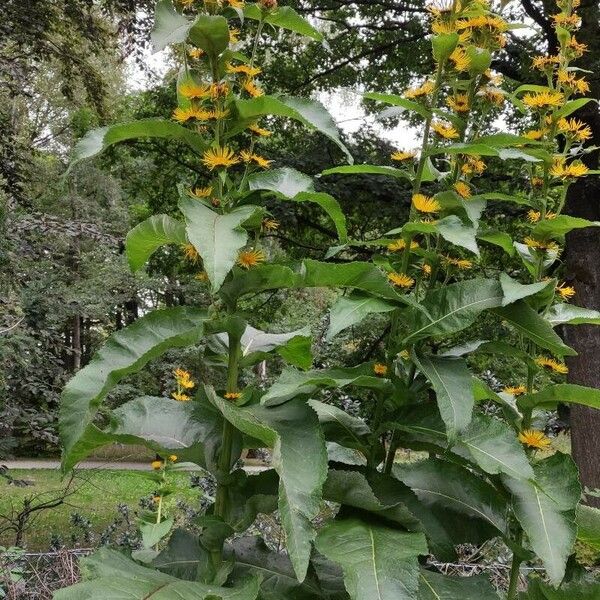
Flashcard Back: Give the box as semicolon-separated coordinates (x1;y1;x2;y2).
518;429;551;450
248;123;272;136
503;384;527;396
169;455;178;462
391;150;417;162
532;55;560;70
558;118;592;142
526;210;541;223
522;91;564;110
404;80;435;99
567;37;587;57
523;237;560;253
422;263;432;276
387;239;419;252
227;63;261;77
237;249;265;269
179;82;210;99
240;150;272;168
556;282;576;300
551;13;581;29
224;392;242;399
550;158;589;179
243;78;264;97
447;93;470;113
449;47;471;72
443;256;473;269
174;368;195;389
208;108;230;121
523;129;546;141
172;391;191;401
431;121;459;139
412;193;441;213
461;155;486;175
229;27;241;43
182;243;201;262
172;107;197;123
190;186;212;199
557;70;590;94
209;82;230;99
536;356;568;374
188;47;205;60
226;0;245;7
388;272;415;288
262;218;279;231
478;87;504;106
195;271;209;282
453;181;471;199
202;146;240;170
373;363;388;375
398;349;410;360
151;460;163;470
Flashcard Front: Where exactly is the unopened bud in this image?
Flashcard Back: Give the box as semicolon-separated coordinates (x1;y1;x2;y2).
259;0;277;10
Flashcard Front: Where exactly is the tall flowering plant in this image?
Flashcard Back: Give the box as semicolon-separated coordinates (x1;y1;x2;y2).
56;0;600;599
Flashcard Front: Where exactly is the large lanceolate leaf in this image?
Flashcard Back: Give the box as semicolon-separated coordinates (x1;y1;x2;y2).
418;569;500;599
503;453;581;585
59;307;207;471
125;214;187;271
322;164;411;181
576;504;600;551
70;119;206;168
499;273;553;306
493;301;576;356
179;197;260;292
396;459;508;536
315;518;428;600
248;168;347;241
234;95;352;162
531;214;600;238
54;548;261;600
413;355;474;440
545;304;600;326
526;578;600;600
261;364;390;406
327;293;396;340
403;279;503;345
151;0;193;51
517;383;600;411
209;391;327;581
243;3;323;40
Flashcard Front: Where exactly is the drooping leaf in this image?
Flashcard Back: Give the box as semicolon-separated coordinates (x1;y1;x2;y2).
179;196;261;292
321;164;411;181
434;215;479;255
499;273;554;306
477;230;516;256
493;301;577;356
209;391;327;581
503;453;581;585
532;215;600;238
248;167;314;197
413;354;474;440
153;529;208;581
576;504;600;552
243;3;323;40
125;214;187;272
140;516;174;549
315;517;428;600
418;569;500;599
545;304;600;326
188;14;230;56
151;0;193;51
517;383;600;411
59;307;207;471
327;293;396;340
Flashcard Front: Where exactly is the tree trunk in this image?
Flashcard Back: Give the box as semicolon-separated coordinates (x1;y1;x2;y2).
562;0;600;507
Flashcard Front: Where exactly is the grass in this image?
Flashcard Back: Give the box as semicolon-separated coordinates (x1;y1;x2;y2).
0;469;201;551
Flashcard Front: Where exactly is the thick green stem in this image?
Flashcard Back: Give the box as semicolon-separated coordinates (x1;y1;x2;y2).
506;533;523;600
384;430;400;474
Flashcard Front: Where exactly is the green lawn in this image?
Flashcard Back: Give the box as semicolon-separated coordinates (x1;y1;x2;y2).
0;469;201;551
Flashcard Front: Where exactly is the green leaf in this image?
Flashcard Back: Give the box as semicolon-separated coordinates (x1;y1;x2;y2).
188;15;230;56
153;529;208;581
517;383;600;411
209;391;327;581
59;307;207;472
235;95;352;162
466;45;491;73
261;364;390;407
528;578;600;600
327;293;396;340
503;453;581;585
70;119;206;168
125;214;187;272
418;569;500;599
403;279;503;344
493;301;577;356
500;273;554;306
545;304;600;326
293;192;348;242
243;3;323;40
54;548;261;599
554;97;595;119
435;215;479;255
576;504;600;551
248;166;314;197
315;518;428;600
151;0;193;51
413;355;474;440
477;230;516;256
532;215;600;238
179;197;261;292
322;163;411;181
363;92;432;118
396;458;508;535
432;33;459;63
140;517;174;549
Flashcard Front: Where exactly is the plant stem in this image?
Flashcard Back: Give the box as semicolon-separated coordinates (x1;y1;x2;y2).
506;533;523;600
384;430;399;474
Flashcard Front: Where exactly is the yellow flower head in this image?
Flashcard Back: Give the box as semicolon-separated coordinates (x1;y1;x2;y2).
461;155;486;175
404;80;435;99
443;255;473;270
188;47;205;60
240;150;272;168
422;263;432;276
172;391;192;401
478;87;504;106
172;107;199;123
558;118;592;142
526;210;541;223
182;243;201;262
398;349;410;360
523;237;560;253
566;37;587;57
388;272;415;288
169;455;178;462
503;384;527;396
412;193;441;213
453;181;471;198
556;282;576;300
536;356;568;374
209;82;230;99
523;129;546;141
224;391;242;399
449;47;471;72
179;82;210;99
243;78;264;97
447;93;470;113
391;150;417;162
151;460;163;470
532;55;560;70
248;123;272;136
227;63;261;77
237;249;265;269
551;12;581;29
550;157;589;179
174;368;195;389
195;271;209;282
557;70;590;94
373;363;388;375
226;0;245;8
202;146;240;170
190;186;212;199
431;121;459;139
229;27;241;43
262;218;280;231
522;91;564;110
387;239;419;252
519;429;551;450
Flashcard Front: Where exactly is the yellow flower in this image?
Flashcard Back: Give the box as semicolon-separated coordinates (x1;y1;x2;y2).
526;210;541;223
373;363;388;375
169;455;178;462
243;78;264;97
453;181;471;198
151;460;163;470
229;27;240;43
195;271;209;282
188;47;205;60
551;13;581;29
532;55;560;70
404;80;435;99
523;129;546;141
531;176;544;187
446;93;470;112
224;392;242;399
248;123;272;136
172;107;197;123
182;243;201;262
558;118;592;142
443;255;473;269
240;150;272;168
556;282;576;300
237;249;265;269
226;0;244;7
519;429;551;450
503;385;527;396
431;121;459;139
209;82;229;99
478;87;504;106
172;391;191;401
550;158;589;179
398;350;410;360
422;263;432;276
557;70;590;94
208;108;230;120
388;272;415;288
226;63;261;77
449;47;471;72
412;193;441;213
536;356;568;374
202;147;240;170
523;237;560;253
567;37;587;57
522;91;564;109
179;82;210;99
387;239;419;252
179;0;195;6
458;15;508;32
190;186;212;199
461;155;486;175
174;368;195;389
262;218;279;231
391;150;417;162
